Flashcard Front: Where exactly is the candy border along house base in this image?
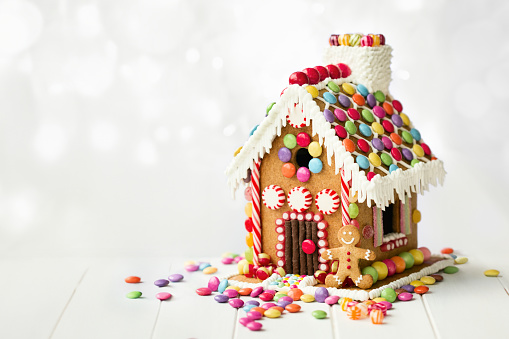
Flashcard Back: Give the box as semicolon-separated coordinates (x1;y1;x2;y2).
225;34;447;296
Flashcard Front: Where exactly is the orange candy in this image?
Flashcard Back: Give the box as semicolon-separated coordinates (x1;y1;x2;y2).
441;247;454;254
125;276;141;283
383;102;394;115
391;256;407;274
343;139;355;153
287;288;304;301
340;297;353;311
285;304;301;313
352;93;366;106
390;133;402;145
414;285;429;295
347;305;362;320
250;307;266;316
370;309;384;324
238;288;252;296
246;233;253;247
281;163;296;178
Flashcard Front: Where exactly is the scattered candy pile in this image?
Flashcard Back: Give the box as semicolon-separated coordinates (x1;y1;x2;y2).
329;33;386;47
268;274;307;288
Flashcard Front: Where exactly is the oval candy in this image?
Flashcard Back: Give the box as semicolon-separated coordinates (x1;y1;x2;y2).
126;291;142;299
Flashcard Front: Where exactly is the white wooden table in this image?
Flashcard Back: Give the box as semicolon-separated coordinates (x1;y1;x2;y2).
1;256;508;339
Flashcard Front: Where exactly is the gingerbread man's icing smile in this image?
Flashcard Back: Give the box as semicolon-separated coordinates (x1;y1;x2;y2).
340;230;356;244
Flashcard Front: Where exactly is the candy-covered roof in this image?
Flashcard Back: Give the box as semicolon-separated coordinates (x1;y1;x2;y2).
226;37;445;209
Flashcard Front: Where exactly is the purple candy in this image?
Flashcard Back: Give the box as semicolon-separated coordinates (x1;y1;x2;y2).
323;109;335;123
373;106;386;119
334;108;347;122
154;279;169;287
279;296;293;303
168;274;183;282
398;292;413;301
367;93;376;107
277;300;291;308
324;295;340;305
261;302;277;310
402;148;413;161
401;284;415;293
382;136;393;150
391;114;403;127
229;298;245;308
247;321;263;331
247;311;262;320
338;94;351;108
239;317;252;326
314;287;329;303
250;286;264;297
208;276;220;292
372;138;384;151
214;294;229;303
278;147;292;162
245;300;260;306
223;289;239;298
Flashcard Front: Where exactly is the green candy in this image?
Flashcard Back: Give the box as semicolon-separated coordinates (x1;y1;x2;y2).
411;159;420;167
349;34;362;47
402;130;413;143
126;291;142;299
348;203;359;219
327;81;340;93
381;153;393;166
381;288;397;303
399;252;415;269
283;134;297;149
274;293;286;302
312;310;328;319
362;109;374;123
244;247;253;262
374;90;386;103
266;102;276;116
362;266;378;284
278;282;285;288
345;121;357;135
444;266;459;274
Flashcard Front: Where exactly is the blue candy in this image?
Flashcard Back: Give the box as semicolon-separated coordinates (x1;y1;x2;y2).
199;262;211;270
323;92;337;104
243;304;257;312
389;164;399;173
356;155;369;169
356;84;369;97
309;158;323;173
218;279;229;294
358;123;372;137
410;128;421;141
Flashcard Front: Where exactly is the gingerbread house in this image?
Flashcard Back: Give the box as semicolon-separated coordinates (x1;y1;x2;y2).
226;34;446;280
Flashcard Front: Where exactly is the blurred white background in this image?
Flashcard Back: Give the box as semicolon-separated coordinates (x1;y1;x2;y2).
0;0;508;264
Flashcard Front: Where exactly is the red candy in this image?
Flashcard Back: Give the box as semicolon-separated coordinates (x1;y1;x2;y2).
421;142;431;155
391;148;402;161
337;63;352;78
335;125;347;139
289;72;309;86
379;34;386;46
347;108;360;120
302;240;316;254
296;132;311;147
382;120;394;133
361;35;373;47
357;139;370;153
382;259;397;276
392;100;403;112
367;172;376;181
259;292;274;301
414;286;429;295
302;68;320;85
326;64;341;79
441;247;454;254
314;66;330;82
196;287;212;296
245;218;254;232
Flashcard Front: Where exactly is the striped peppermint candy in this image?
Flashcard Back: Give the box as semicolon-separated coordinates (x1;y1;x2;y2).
262;185;285;210
288;186;312;212
315;189;340;215
286;103;306;128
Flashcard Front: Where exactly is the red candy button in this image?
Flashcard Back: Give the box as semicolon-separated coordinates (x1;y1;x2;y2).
302;68;320;85
382;120;394;133
245;218;254;232
367;172;376;181
302;240;316;254
296;132;311;147
363;225;374;239
391;148;402;161
335;125;347;139
357;139;370;153
392;100;403;113
314;66;330;82
337;63;352;78
326;64;341;79
421;142;431;155
347;108;360;120
289;72;309;86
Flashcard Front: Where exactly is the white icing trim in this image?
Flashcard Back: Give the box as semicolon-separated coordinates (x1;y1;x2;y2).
225;85;446;209
224;254;454;301
383;232;406;243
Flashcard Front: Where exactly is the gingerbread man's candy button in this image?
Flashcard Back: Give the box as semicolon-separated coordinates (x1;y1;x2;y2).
262;185;285;210
288;186;312;212
315;189;340;215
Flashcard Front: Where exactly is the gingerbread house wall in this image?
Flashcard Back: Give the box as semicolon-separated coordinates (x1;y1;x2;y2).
259;123;419;274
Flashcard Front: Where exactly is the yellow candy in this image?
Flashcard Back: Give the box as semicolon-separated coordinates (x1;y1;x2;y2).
246;232;253;247
412;209;421;223
308;141;322;157
409;249;424;265
372;297;386;303
410;280;425;287
237;259;248;274
340;34;350;46
264;309;281;318
306;85;319;98
455;257;468;265
300;294;315;303
372;261;388;280
339;297;352;311
368;153;382;167
400;113;410;126
413;144;424;157
420;276;436;285
348;191;358;203
372;122;384;135
184;260;196;266
342;83;356;95
484;269;500;277
233;146;242;157
203;267;217;274
245;203;253;218
370;34;380;47
225;285;240;291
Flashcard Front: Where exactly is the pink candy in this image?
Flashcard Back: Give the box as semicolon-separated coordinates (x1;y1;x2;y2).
221;257;234;265
279;296;294;304
208;277;220;292
239;317;251;326
261;302;277;310
325;295;340;305
196;287;212;296
377;301;392;310
247;322;263;331
398;292;413;301
229;298;244;308
185;265;199;272
250;286;264;298
156;292;172;301
223;289;239;298
247;311;262;321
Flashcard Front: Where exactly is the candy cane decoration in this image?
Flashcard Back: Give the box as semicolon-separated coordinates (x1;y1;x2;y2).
250;159;262;265
341;168;350;226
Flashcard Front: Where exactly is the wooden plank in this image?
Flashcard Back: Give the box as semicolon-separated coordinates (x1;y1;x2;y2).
0;258;88;339
422;262;509;338
51;258;170;339
152;257;238;339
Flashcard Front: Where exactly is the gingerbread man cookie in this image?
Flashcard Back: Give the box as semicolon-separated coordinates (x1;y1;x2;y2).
320;224;376;289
